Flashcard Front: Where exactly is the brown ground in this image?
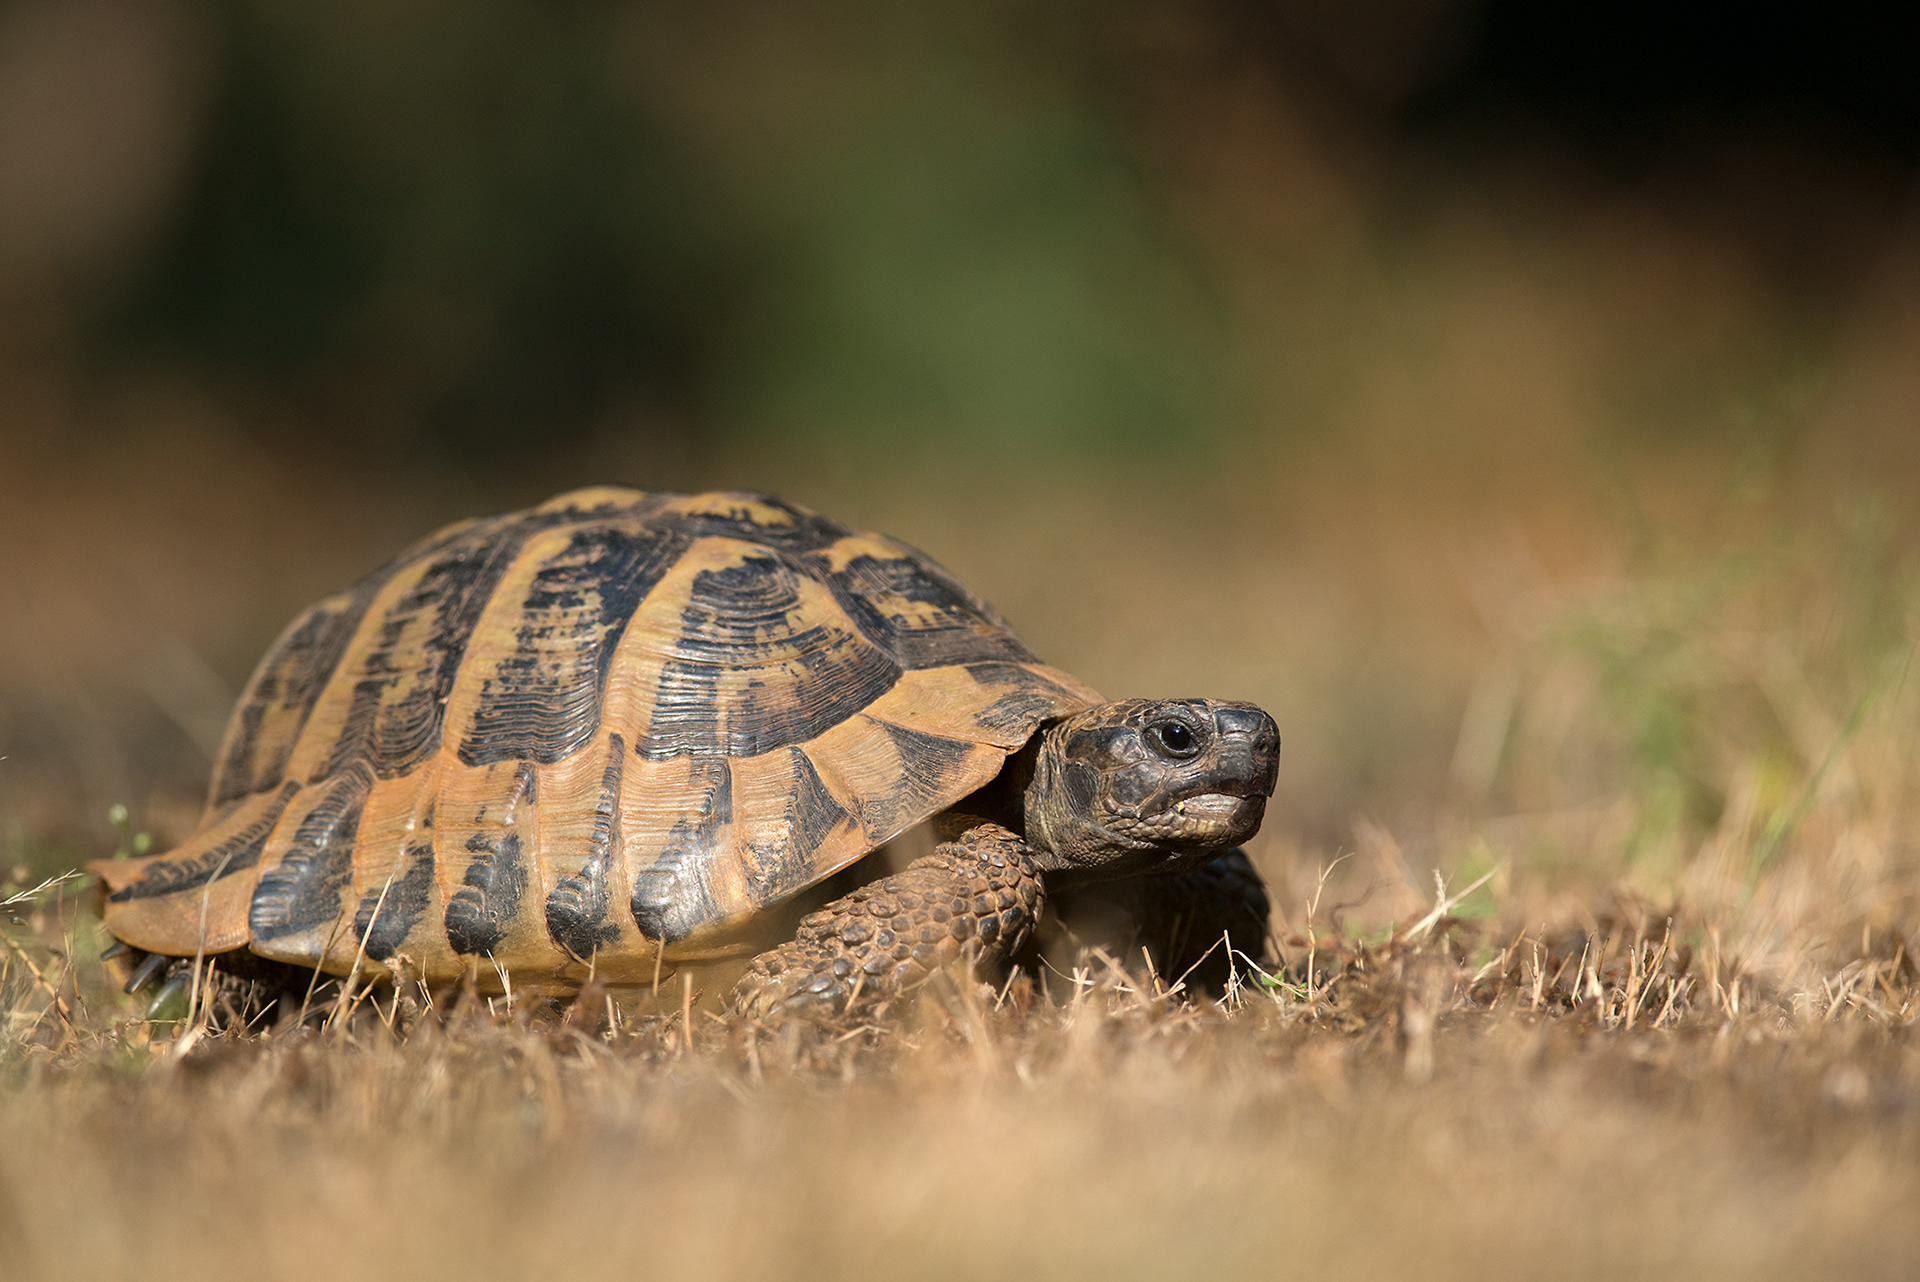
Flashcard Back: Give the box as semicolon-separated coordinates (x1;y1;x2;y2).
6;430;1920;1279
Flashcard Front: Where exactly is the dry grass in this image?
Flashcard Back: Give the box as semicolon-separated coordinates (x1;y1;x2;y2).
7;527;1920;1281
2;884;1917;1280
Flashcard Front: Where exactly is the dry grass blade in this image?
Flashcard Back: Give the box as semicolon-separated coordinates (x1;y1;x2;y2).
1398;865;1502;945
1;871;83;911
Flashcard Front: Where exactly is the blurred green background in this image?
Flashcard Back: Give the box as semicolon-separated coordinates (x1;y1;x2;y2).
3;0;1919;889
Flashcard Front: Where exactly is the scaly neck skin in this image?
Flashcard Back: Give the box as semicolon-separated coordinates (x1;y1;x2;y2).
1021;730;1183;882
942;738;1039;839
1020;725;1079;871
1021;698;1281;885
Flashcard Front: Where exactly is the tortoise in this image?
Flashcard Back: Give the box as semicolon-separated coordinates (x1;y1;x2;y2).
93;487;1279;1015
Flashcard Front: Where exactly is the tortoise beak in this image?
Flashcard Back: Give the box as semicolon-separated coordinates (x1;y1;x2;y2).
1210;703;1280;798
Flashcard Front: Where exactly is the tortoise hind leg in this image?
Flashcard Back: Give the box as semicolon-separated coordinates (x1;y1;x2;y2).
730;824;1044;1019
1045;848;1270;995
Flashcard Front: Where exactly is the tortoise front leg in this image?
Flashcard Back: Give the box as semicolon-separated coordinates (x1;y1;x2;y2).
1045;848;1270;994
730;823;1044;1019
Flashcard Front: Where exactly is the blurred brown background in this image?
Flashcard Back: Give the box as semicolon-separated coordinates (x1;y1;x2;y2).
3;0;1918;885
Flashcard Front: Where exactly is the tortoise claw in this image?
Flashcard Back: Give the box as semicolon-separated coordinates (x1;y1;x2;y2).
100;940;130;962
123;951;168;995
146;973;192;1023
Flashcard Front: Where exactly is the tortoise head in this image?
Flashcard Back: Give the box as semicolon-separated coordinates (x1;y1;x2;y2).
1023;699;1280;883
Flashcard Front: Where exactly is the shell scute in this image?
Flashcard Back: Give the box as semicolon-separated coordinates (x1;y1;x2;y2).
808;534;1032;671
209;586;375;808
320;522;529;781
95;781;302;956
455;518;687;768
542;732;626;962
246;760;372;946
802;713;1000;847
352;840;437;964
627;755;735;947
634;540;902;761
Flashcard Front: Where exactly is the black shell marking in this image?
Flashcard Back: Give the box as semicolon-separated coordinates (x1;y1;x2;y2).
109;781;301;902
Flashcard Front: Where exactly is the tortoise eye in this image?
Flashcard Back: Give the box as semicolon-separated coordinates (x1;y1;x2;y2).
1150;720;1198;758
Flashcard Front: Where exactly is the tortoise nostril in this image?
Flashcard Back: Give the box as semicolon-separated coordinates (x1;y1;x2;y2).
1213;705;1278;743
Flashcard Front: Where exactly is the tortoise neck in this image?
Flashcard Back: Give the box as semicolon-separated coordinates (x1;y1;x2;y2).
946;736;1040;839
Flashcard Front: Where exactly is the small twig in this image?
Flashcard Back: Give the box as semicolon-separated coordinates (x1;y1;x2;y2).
1138;944;1163;999
1399;864;1502;944
186;844;245;1041
295;911;354;1030
0;930;72;1026
328;872;395;1034
1171;933;1230;996
1625;924;1673;1030
680;971;694;1055
1301;852;1353;998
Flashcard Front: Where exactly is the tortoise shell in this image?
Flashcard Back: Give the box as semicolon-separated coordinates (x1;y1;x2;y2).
95;488;1099;985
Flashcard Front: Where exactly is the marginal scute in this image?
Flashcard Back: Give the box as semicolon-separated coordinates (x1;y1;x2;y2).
98;488;1101;980
765;748;853;896
106;780;300;905
860;663;1098;751
544;733;626;961
88;780;304;956
965;662;1094;737
436;760;540;960
443;831;529;957
355;841;437;962
802;714;1001;846
248;761;373;942
629;756;734;944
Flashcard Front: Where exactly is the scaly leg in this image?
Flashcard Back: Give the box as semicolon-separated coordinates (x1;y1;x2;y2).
1045;848;1270;994
731;823;1043;1018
